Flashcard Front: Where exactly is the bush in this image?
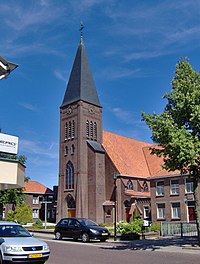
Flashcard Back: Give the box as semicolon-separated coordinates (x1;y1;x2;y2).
6;203;32;225
116;218;143;234
150;222;161;232
32;219;43;229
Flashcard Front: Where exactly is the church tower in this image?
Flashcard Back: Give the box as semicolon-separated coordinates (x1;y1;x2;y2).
57;35;106;223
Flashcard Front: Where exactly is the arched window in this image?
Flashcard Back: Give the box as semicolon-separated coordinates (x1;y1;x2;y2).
65;123;68;141
66;161;74;189
68;121;72;139
94;122;97;141
127;179;133;190
90;121;93;139
65;146;68;156
66;194;76;208
71;144;75;155
72;120;75;139
86;120;89;138
143;181;149;192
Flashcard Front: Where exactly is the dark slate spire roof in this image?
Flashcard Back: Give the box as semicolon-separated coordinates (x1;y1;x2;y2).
61;37;101;108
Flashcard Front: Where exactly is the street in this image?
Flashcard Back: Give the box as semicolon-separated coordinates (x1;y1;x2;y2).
35;233;200;264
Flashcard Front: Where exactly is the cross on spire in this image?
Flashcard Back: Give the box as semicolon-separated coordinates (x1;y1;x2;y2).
79;21;85;38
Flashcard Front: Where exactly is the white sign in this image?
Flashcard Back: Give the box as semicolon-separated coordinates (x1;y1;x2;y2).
0;133;19;154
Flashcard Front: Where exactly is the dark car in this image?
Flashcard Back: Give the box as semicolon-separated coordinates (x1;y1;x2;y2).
54;218;110;242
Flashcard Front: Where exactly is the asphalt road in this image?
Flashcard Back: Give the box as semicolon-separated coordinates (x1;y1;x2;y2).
35;233;200;264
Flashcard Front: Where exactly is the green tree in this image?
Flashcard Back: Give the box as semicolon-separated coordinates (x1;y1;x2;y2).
142;58;200;244
0;154;29;217
6;203;32;225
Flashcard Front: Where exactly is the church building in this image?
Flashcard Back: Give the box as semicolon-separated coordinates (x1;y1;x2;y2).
56;35;155;224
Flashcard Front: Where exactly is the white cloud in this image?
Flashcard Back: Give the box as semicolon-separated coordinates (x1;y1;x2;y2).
18;102;39;112
99;67;141;80
20;139;58;160
110;107;142;126
54;69;67;82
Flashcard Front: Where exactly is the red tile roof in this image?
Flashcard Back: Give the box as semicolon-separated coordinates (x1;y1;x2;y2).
125;190;151;198
23;180;53;194
102;130;179;178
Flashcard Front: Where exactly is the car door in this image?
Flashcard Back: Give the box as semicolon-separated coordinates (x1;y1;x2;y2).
67;219;82;239
58;219;69;238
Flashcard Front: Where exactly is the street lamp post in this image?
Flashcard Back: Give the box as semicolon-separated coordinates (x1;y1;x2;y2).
113;173;117;241
41;200;52;230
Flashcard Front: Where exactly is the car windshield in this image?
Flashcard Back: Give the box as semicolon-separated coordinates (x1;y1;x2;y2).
78;219;98;227
0;225;31;238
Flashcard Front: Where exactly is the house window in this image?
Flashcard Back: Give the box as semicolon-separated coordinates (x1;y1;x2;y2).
144;206;150;219
33;196;39;205
157;203;165;219
156;181;164;196
32;209;39;219
171;202;181;219
127;179;133;190
86;120;89;138
65;123;68;141
170;179;179;195
66;161;74;189
185;178;194;193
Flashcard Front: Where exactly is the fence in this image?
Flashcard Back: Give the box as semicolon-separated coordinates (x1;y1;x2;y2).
161;222;198;237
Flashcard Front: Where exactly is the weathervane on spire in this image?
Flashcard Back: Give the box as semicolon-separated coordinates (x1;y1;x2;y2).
79;21;85;38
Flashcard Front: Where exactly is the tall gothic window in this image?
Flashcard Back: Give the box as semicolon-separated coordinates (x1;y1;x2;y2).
90;121;93;139
68;121;72;139
66;161;74;189
65;123;68;141
86;120;89;138
94;122;97;141
72;120;75;138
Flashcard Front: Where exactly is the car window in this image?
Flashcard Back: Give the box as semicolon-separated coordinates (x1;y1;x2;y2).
79;219;98;227
60;219;68;225
68;219;76;226
0;225;31;237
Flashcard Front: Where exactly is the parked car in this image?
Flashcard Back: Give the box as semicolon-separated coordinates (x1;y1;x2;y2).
54;218;110;242
0;221;50;264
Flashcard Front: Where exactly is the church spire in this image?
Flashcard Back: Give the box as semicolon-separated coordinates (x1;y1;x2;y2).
61;30;101;108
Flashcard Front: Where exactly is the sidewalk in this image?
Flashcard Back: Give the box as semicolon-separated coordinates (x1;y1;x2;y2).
99;236;200;254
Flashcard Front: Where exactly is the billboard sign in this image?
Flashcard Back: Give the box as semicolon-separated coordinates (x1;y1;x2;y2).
0;133;19;155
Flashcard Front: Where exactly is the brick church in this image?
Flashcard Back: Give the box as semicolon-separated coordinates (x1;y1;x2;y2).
57;35;182;224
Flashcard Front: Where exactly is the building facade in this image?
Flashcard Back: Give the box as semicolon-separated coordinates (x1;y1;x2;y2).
23;181;56;223
150;174;198;223
57;36;154;224
57;36;197;225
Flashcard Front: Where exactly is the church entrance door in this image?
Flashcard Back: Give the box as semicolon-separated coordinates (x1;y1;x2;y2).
68;208;76;218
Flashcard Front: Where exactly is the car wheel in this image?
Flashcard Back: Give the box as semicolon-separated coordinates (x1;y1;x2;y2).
55;231;62;240
81;233;89;242
0;251;3;264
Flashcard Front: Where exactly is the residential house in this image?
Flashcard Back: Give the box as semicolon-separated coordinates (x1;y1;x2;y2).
23;180;56;223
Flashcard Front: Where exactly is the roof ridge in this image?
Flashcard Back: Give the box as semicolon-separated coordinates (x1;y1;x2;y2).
103;130;151;145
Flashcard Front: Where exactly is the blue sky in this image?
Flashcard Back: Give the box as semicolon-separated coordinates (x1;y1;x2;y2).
1;0;200;189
